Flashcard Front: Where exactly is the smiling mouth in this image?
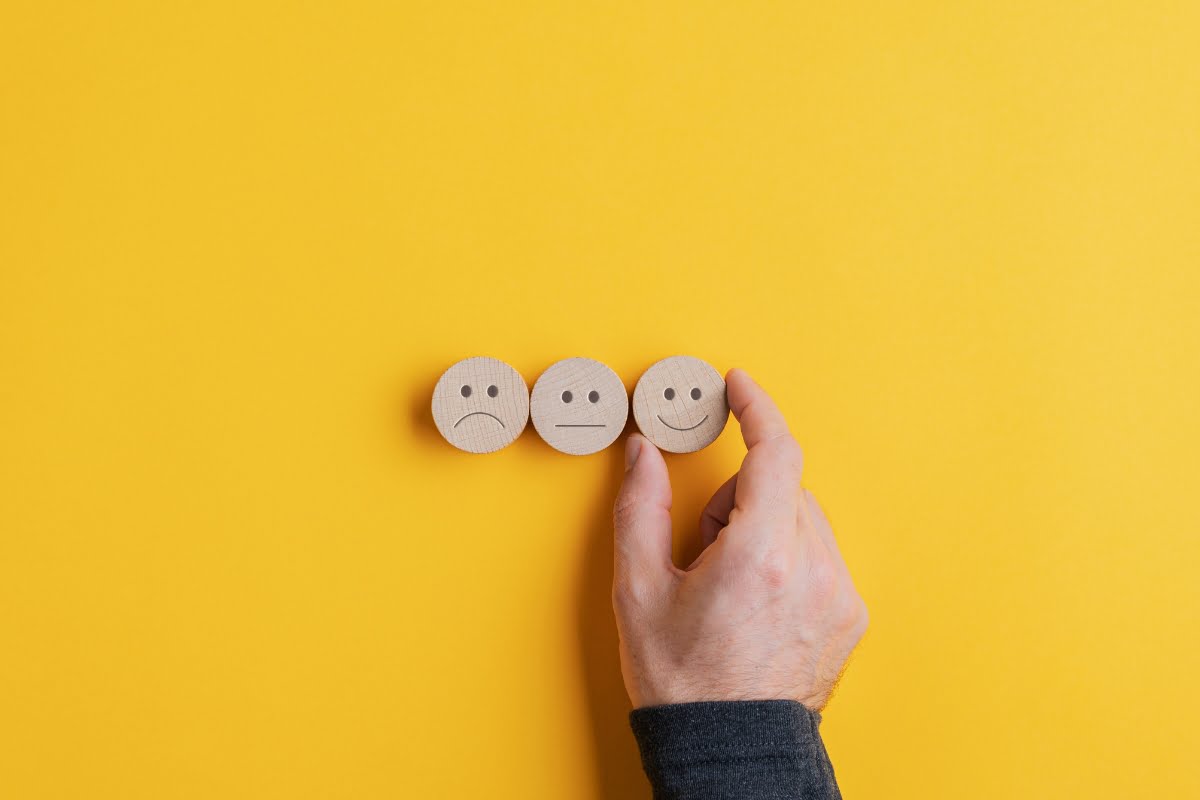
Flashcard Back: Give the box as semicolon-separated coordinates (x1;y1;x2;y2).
657;414;708;432
454;411;505;428
555;424;606;428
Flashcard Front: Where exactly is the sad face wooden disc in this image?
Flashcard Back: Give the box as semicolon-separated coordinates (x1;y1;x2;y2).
432;357;529;453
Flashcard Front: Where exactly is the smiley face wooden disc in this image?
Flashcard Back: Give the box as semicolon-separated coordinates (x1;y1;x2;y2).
432;357;529;453
632;356;729;453
530;357;628;455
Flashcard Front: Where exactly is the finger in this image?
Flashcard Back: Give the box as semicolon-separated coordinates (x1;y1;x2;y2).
726;369;804;526
613;433;675;597
699;474;738;549
727;368;795;450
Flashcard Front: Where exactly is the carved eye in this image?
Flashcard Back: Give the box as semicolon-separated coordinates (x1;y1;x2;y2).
561;390;573;403
664;387;675;400
487;385;498;398
588;390;599;403
460;385;472;398
690;387;702;400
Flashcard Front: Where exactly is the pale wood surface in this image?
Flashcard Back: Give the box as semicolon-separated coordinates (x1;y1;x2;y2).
432;356;529;453
530;357;628;455
632;355;728;453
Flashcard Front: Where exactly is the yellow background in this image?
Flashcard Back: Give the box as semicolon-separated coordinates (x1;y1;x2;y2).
2;2;1198;797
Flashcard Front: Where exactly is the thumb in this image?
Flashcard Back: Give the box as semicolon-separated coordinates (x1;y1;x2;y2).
613;433;675;598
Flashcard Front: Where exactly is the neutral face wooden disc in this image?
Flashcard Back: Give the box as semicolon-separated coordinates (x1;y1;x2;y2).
432;356;529;453
632;356;729;453
530;357;628;455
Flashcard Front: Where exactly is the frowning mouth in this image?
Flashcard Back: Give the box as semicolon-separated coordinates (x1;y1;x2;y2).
658;414;708;432
455;411;505;428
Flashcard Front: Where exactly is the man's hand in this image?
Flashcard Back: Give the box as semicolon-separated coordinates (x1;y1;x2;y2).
612;368;868;710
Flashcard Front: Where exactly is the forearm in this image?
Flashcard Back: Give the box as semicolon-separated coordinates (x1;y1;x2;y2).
630;700;841;800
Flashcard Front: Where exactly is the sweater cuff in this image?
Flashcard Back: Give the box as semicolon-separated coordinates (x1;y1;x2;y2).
630;700;839;799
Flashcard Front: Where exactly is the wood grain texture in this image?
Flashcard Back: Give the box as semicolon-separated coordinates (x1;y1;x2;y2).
632;356;729;453
432;356;529;453
530;357;628;455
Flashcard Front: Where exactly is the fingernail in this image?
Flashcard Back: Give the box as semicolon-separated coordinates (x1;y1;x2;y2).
624;436;641;471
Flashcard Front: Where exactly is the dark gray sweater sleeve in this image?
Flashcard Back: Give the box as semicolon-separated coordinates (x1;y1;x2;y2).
629;700;841;800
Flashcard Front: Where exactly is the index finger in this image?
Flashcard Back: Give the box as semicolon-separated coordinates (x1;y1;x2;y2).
726;368;804;525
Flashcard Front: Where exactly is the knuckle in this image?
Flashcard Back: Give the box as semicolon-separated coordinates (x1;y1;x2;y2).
836;594;869;641
610;577;638;616
781;435;804;464
752;543;796;589
767;435;804;472
613;484;665;530
612;571;659;615
612;493;642;529
611;579;632;613
853;598;870;637
612;504;630;531
806;548;838;600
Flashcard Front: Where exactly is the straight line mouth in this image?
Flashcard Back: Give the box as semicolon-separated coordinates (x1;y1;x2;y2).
555;424;606;428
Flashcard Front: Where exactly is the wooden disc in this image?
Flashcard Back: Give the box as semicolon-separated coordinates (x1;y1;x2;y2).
432;357;529;453
530;358;628;455
632;356;729;453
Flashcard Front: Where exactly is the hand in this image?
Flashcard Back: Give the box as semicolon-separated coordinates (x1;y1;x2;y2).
612;369;868;710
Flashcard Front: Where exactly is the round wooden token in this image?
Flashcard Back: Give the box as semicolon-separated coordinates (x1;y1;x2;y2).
530;357;628;455
632;356;729;453
432;357;529;453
